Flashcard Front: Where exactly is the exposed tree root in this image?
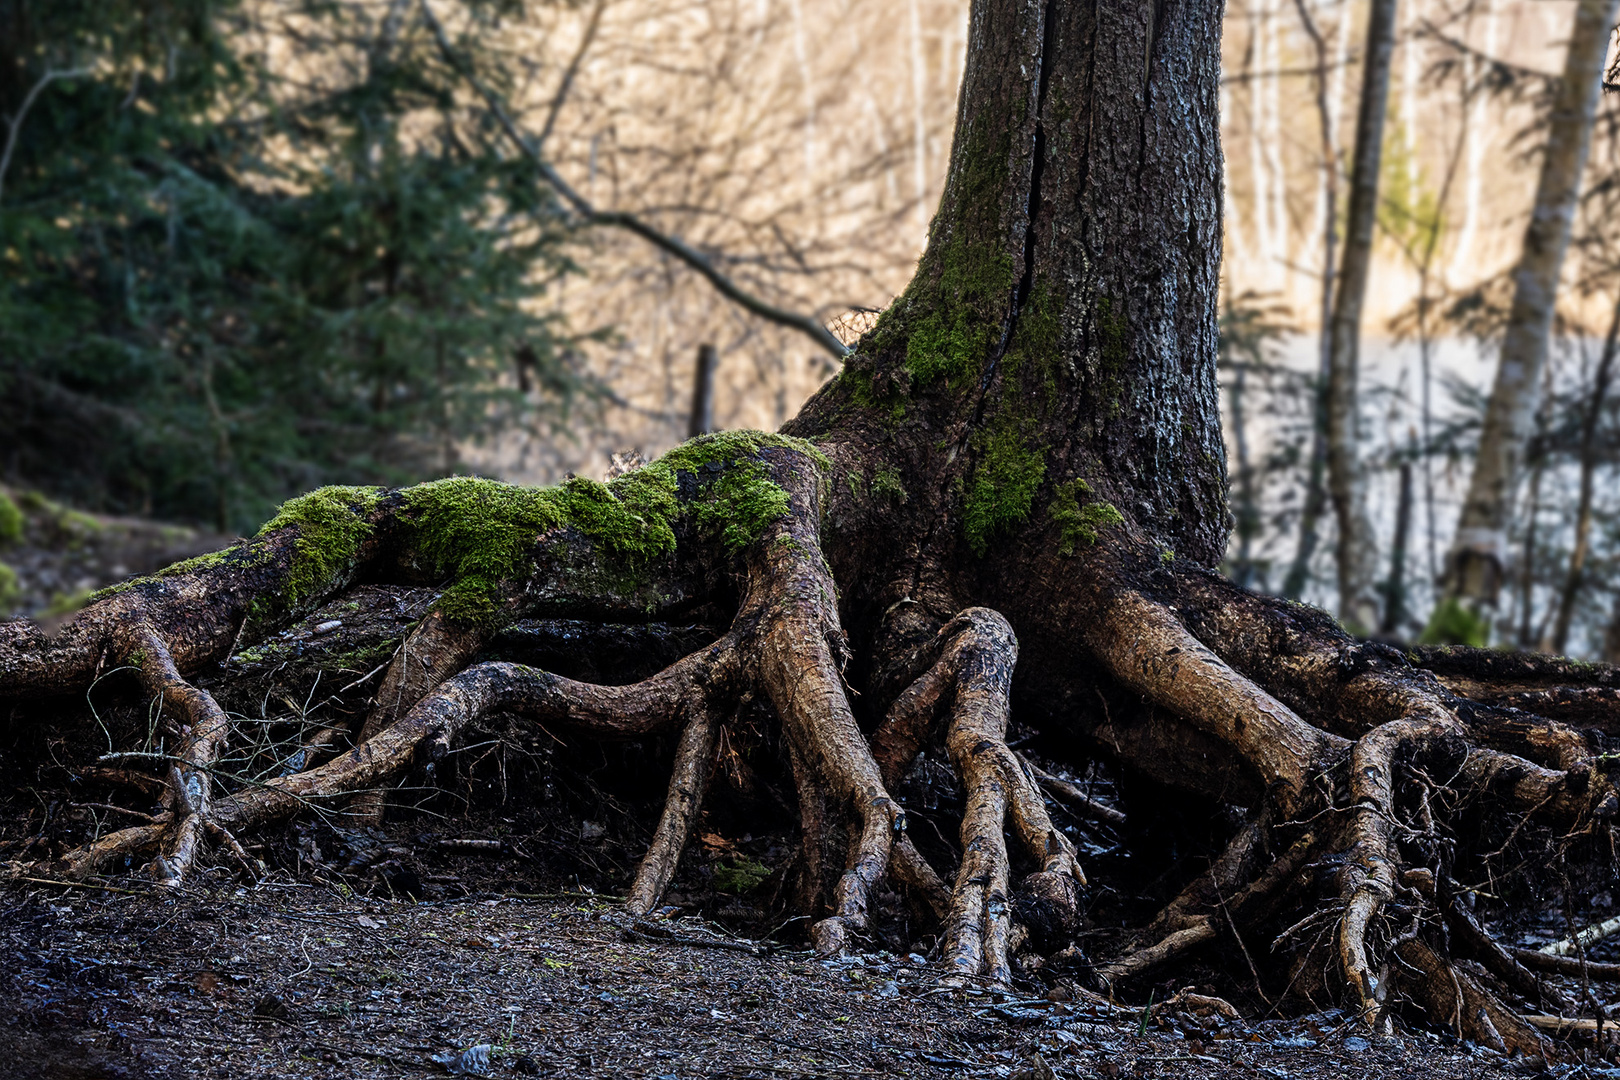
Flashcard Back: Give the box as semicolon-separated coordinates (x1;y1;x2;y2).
1395;938;1551;1057
626;703;723;914
6;442;1620;1055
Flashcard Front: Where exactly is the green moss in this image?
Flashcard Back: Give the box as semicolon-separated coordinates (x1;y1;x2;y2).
1050;479;1124;554
903;251;1014;388
1160;547;1175;564
0;493;21;545
100;484;386;617
871;465;908;506
0;561;18;613
261;485;386;611
403;431;824;626
964;426;1046;557
1004;280;1062;396
691;462;790;551
837;363;907;421
93;432;824;633
1418;597;1491;648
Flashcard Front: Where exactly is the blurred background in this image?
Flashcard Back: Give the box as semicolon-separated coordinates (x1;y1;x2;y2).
1;0;1618;658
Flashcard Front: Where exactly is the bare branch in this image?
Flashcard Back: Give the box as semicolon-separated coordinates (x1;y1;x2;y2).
419;0;850;360
535;0;608;156
0;66;90;206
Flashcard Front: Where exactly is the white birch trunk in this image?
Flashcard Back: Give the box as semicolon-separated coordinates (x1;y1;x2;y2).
1444;0;1620;613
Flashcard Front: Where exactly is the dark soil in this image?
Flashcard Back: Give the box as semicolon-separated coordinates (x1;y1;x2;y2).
0;877;1570;1080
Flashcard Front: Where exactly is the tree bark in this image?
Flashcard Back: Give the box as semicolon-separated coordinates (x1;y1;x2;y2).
1326;0;1398;634
1445;0;1620;615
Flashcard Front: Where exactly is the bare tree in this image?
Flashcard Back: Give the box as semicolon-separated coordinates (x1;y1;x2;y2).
1326;0;1401;632
1442;0;1619;623
1281;0;1346;602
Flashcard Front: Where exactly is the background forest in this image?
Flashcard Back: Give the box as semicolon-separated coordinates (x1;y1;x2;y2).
3;0;1619;659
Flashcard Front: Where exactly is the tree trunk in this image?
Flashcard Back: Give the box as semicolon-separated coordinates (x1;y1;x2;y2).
1445;0;1619;615
1548;293;1620;653
688;343;719;438
1379;451;1412;637
4;0;1617;1051
1281;0;1341;603
1326;0;1398;634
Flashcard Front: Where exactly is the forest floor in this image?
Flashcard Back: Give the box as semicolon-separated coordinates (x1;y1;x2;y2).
0;874;1575;1080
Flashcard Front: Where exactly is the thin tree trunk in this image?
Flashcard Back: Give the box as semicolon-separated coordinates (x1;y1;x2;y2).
1548;294;1620;653
1246;1;1278;284
1229;351;1259;590
1263;1;1288;289
1326;0;1399;633
1445;0;1620;613
1448;0;1498;281
1516;454;1543;650
1381;451;1413;637
688;343;719;438
1282;0;1340;601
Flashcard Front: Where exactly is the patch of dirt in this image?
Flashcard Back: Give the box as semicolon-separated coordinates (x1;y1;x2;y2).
0;879;1565;1080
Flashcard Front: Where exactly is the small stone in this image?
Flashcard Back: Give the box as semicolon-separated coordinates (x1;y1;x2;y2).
312;619;342;636
1342;1036;1371;1052
580;820;606;842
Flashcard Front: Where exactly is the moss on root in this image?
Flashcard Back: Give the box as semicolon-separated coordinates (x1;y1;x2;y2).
1050;479;1124;554
84;433;826;633
263;486;387;609
415;432;826;624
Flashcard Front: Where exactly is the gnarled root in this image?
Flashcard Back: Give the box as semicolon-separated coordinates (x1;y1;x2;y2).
1080;579;1617;1049
870;608;1084;985
1395;938;1551;1057
626;702;723;914
47;624;237;884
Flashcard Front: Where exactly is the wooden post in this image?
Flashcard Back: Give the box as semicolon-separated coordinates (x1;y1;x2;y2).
688;343;718;438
